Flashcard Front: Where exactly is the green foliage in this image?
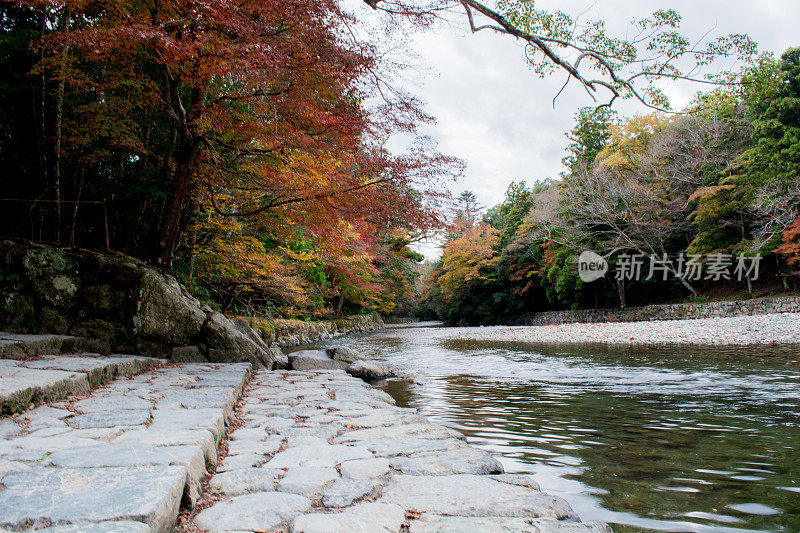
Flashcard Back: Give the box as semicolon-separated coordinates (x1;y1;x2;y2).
424;46;800;325
485;181;534;249
562;107;617;173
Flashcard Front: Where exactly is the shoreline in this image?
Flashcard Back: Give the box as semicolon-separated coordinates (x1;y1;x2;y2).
437;312;800;346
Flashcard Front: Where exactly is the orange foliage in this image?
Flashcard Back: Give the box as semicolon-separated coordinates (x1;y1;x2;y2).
778;215;800;269
437;224;499;303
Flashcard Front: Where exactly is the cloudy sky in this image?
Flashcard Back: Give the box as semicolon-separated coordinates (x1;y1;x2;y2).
346;0;800;257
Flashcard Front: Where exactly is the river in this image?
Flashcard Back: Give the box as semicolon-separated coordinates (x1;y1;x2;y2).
316;323;800;532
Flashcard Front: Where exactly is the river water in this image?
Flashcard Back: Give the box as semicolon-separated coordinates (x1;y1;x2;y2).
317;323;800;532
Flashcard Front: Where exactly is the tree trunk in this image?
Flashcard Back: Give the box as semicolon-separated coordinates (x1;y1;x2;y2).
157;138;198;265
54;12;71;244
616;278;626;309
38;13;49;231
68;168;85;246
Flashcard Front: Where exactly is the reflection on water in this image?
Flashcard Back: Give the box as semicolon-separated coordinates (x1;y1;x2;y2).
316;325;800;532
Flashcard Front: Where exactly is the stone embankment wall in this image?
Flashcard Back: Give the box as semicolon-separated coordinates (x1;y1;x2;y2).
524;296;800;326
244;314;384;348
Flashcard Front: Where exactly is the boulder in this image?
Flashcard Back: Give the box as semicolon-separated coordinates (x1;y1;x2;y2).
0;242;324;367
346;360;392;382
329;346;365;364
131;271;206;345
199;312;277;369
170;346;207;363
289;350;346;371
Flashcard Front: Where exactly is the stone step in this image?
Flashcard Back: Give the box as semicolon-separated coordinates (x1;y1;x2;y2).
0;333;80;360
0;362;251;532
0;354;162;415
187;369;610;533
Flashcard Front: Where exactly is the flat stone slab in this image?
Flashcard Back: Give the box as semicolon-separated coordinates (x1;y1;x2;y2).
290;502;406;533
409;515;612;532
355;437;469;457
42;442;206;502
208;467;282;496
0;435;106;461
227;436;283;456
70;393;154;412
278;467;340;496
66;409;152;428
337;423;465;443
0;361;252;532
193;492;312;531
216;452;264;471
21;355;160;387
340;457;390;479
390;447;504;475
342;409;428;429
0;365;89;415
266;444;373;469
184;368;606;531
322;478;379;508
113;428;217;467
148;408;226;442
29;521;151;532
379;474;578;519
0;465;186;533
0;419;22;438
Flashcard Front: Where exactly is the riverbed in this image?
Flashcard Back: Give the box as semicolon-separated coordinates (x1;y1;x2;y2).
317;324;800;532
441;313;800;345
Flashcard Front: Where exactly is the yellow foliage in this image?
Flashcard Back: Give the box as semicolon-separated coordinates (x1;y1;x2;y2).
190;205;309;310
598;113;672;171
438;224;499;303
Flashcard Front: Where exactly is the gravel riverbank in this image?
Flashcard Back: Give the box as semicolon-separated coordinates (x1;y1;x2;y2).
445;312;800;345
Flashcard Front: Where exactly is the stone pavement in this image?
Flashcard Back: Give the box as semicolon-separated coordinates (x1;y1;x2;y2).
0;362;251;532
188;369;610;533
0;361;608;532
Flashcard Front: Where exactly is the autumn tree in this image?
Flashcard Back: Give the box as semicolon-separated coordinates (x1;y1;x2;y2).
433;223;499;321
11;0;456;264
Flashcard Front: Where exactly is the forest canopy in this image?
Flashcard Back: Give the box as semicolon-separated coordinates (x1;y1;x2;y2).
0;0;463;317
0;0;792;321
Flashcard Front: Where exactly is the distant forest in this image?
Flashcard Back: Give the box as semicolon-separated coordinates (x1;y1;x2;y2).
419;48;800;325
